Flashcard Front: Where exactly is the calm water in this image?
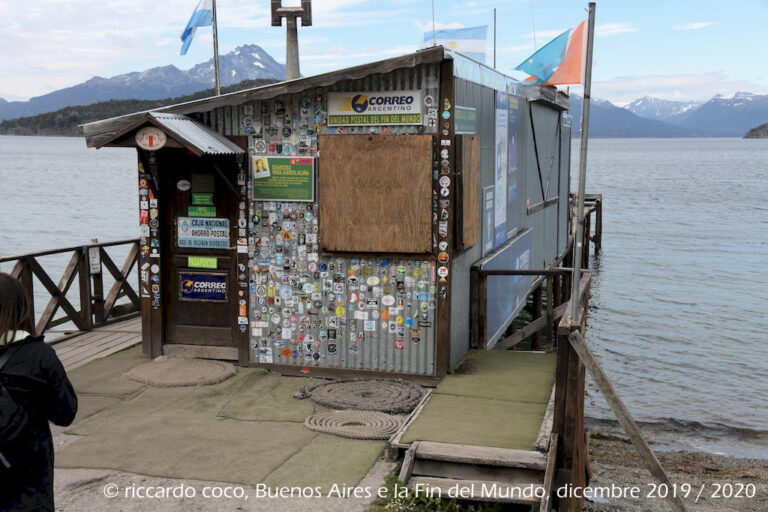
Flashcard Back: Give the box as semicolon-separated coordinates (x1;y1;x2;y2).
1;135;766;457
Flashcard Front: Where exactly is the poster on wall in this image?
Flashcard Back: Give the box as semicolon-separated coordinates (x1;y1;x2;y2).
327;90;423;126
253;157;315;202
178;217;230;249
506;93;520;238
481;229;533;347
179;272;228;302
455;106;477;134
482;186;495;256
494;92;509;249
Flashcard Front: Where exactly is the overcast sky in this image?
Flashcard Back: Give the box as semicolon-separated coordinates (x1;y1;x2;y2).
1;0;766;104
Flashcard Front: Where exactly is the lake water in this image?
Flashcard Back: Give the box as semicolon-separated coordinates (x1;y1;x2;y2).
1;135;766;458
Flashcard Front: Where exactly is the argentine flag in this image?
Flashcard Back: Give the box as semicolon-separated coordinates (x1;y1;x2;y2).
423;26;488;64
180;0;213;55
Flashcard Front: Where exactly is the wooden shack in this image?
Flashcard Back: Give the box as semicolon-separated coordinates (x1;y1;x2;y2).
82;46;571;383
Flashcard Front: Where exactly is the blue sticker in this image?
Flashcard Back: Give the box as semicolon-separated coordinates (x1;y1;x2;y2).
179;273;227;302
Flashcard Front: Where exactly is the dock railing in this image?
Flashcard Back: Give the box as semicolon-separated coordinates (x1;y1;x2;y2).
0;238;141;340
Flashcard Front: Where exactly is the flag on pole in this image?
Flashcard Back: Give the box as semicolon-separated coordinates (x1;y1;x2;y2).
180;0;214;55
515;21;587;85
423;26;488;64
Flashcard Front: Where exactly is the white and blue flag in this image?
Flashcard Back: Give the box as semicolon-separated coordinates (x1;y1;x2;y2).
422;26;488;63
180;0;213;55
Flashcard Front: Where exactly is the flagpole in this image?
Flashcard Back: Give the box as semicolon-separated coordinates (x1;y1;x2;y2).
211;0;221;95
493;8;497;68
570;2;596;323
431;0;436;46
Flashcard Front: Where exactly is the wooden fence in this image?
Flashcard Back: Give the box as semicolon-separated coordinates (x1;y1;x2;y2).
0;238;141;338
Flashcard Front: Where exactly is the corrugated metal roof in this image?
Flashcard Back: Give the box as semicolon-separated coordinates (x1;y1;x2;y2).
147;112;244;155
88;111;245;155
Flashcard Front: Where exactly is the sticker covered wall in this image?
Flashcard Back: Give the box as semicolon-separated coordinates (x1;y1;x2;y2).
234;67;441;376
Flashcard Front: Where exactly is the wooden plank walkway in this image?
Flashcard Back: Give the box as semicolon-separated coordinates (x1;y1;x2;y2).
52;316;142;371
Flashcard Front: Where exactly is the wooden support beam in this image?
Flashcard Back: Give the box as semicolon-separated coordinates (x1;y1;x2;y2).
495;303;567;351
531;284;543;350
540;434;558;512
398;442;418;483
545;275;554;351
414;441;547;470
568;331;688;512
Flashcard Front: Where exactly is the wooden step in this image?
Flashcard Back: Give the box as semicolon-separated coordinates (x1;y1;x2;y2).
408;476;543;505
414;441;547;471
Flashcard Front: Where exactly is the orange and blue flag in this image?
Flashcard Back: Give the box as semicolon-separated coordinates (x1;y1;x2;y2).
515;21;586;85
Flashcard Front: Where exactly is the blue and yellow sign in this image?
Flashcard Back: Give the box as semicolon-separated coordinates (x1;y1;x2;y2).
327;90;423;126
179;272;228;302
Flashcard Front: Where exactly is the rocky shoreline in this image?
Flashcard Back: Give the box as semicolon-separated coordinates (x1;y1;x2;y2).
584;433;768;511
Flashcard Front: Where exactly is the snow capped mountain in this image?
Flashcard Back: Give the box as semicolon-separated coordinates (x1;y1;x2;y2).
625;97;702;121
668;92;768;136
0;44;285;121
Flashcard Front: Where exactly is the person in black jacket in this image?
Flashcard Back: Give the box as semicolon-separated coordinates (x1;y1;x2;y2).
0;273;78;511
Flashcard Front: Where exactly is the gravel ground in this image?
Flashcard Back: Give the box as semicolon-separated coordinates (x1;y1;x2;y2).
584;433;768;512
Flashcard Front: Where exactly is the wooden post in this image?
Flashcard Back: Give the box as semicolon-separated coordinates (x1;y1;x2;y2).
470;266;480;348
594;197;602;251
545;275;554;351
531;284;542;350
77;247;93;331
568;331;689;512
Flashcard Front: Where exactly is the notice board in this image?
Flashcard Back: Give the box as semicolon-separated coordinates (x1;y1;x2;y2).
253;156;315;202
318;134;432;253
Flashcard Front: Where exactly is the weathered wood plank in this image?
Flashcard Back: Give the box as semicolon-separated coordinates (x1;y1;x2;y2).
408;476;542;505
540;434;558;512
398;442;418;484
389;389;433;448
414;441;547;471
568;331;688;512
535;386;556;452
496;303;567;351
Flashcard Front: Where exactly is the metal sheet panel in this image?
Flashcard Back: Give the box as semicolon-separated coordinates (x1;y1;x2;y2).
450;78;496;367
148;112;245;155
243;63;441;375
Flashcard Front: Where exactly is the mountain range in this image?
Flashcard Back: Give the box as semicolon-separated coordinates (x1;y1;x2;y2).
0;44;285;121
570;92;768;137
1;44;767;137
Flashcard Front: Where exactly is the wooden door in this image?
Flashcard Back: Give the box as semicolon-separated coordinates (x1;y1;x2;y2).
158;150;238;347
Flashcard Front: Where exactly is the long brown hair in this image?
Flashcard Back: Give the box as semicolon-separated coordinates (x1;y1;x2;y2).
0;273;35;346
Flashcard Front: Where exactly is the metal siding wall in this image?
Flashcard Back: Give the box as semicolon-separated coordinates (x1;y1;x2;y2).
205;63;440;375
450;78;496;368
521;101;562;268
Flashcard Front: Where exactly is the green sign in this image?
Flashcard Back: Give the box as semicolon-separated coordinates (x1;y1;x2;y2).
188;256;218;269
192;193;213;206
188;206;217;217
455;106;477;135
253;157;315;202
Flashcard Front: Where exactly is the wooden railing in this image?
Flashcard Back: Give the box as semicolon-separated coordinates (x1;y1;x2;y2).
0;238;141;338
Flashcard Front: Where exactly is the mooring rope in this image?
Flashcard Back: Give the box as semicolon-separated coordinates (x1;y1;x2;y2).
299;380;424;414
304;410;402;440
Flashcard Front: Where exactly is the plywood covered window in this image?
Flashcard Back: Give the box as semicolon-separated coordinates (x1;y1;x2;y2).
318;134;432;253
455;135;481;250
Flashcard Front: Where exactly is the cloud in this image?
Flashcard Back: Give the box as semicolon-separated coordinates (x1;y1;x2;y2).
414;20;465;33
595;23;637;37
672;22;716;30
589;72;768;104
